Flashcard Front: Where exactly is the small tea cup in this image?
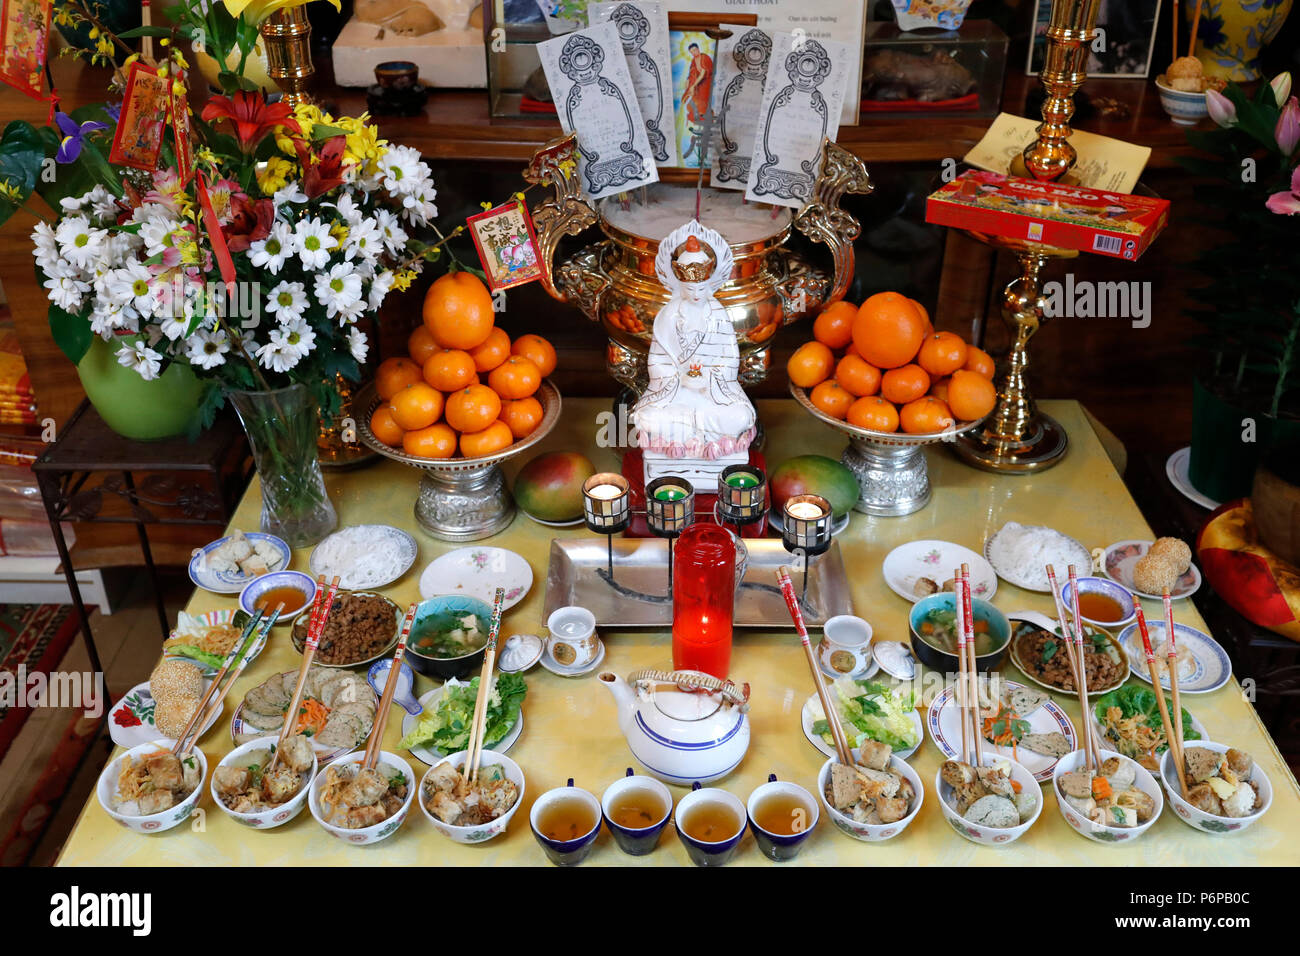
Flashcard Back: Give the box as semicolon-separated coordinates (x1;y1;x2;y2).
546;606;598;667
746;773;819;862
820;614;873;676
529;778;602;865
674;782;747;867
601;768;673;856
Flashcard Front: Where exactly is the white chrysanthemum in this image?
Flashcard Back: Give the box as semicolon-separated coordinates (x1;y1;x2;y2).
105;260;158;320
138;217;179;258
31;221;58;273
85;185;120;224
249;220;292;274
116;340;162;380
158;311;191;341
367;269;394;311
378;145;426;196
186;328;230;369
292;217;337;270
256;323;312;372
330;193;365;225
43;263;90;312
347;326;369;365
400;189;438;226
313;263;362;320
342;219;383;262
273;181;309;207
374;209;408;256
266;280;308;322
89;300;131;337
54;215;106;271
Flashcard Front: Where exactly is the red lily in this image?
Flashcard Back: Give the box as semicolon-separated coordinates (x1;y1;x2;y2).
297;135;347;199
201;90;300;151
221;194;275;252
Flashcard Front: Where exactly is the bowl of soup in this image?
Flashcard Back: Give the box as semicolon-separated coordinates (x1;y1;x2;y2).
406;595;494;679
238;570;316;625
909;593;1011;674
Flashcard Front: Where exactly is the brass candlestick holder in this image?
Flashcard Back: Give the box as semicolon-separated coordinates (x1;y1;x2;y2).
260;7;313;109
953;0;1100;474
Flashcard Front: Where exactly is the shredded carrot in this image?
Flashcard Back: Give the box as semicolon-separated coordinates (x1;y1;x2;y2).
295;697;329;736
1010;779;1023;794
1092;776;1112;800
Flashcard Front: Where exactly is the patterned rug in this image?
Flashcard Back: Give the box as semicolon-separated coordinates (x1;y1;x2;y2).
0;604;82;759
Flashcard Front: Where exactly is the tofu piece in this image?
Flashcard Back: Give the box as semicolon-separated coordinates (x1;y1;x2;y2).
977;766;1014;797
1224;748;1253;777
1206;775;1237;801
429;790;463;825
856;767;901;800
857;739;892;772
876;796;910;823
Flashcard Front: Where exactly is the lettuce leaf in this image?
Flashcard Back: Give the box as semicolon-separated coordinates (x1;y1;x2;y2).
812;678;918;752
398;674;527;754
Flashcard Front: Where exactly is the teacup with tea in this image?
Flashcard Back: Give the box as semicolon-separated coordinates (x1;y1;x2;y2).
529;778;602;865
673;782;747;866
746;773;819;862
601;768;673;856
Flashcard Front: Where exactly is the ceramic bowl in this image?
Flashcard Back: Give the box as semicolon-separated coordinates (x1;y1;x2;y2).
97;741;207;834
210;737;317;829
1160;741;1273;835
1058;575;1136;629
601;768;673;856
238;570;316;625
673;783;748;866
308;750;415;845
530;778;603;865
746;774;819;862
909;593;1011;673
935;754;1042;846
405;595;494;680
420;749;525;845
1052;748;1163;844
817;755;923;843
1155;78;1209;126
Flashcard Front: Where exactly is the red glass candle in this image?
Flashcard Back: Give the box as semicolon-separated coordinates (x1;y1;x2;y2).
672;522;736;679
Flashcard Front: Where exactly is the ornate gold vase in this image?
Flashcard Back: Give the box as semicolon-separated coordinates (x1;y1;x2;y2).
259;7;313;109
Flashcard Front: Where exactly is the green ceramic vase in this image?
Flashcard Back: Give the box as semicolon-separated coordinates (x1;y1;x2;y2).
76;336;206;441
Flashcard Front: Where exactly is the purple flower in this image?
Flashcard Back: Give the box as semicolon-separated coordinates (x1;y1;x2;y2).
1275;97;1300;156
1271;72;1292;107
54;112;109;164
1206;89;1237;127
1265;166;1300;215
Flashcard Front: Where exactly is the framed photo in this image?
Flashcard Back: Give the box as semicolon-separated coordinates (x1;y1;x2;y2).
1026;0;1162;78
467;201;545;292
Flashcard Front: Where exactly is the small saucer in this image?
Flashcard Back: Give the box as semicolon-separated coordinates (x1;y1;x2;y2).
539;638;606;678
498;633;545;674
817;640;878;682
873;641;917;681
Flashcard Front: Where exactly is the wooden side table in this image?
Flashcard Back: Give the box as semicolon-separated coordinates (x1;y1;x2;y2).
32;402;250;690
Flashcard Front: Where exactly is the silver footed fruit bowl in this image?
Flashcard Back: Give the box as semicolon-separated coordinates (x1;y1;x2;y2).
790;384;987;518
355;380;562;541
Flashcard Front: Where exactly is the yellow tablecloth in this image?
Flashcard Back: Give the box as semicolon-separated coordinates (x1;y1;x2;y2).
57;400;1300;866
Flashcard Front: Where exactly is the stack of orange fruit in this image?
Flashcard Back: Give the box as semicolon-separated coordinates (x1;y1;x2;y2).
369;271;557;460
787;292;997;435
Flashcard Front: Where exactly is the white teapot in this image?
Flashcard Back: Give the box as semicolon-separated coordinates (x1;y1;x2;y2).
597;669;750;786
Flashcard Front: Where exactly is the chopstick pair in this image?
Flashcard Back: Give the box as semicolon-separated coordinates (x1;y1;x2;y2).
173;605;282;756
1045;564;1100;773
1134;601;1191;797
954;564;981;766
1162;589;1188;780
362;601;418;771
462;587;508;784
269;575;341;772
776;567;854;766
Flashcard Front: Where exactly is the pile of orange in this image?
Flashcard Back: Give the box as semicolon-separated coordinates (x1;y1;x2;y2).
370;271;557;460
788;293;997;435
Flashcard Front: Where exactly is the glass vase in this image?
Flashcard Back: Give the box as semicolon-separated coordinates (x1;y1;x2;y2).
228;384;337;548
671;522;737;679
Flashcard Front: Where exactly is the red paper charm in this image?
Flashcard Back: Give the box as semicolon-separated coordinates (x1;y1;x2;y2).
108;62;170;172
0;0;53;100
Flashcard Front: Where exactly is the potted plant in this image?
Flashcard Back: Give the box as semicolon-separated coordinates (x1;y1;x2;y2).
1178;73;1300;503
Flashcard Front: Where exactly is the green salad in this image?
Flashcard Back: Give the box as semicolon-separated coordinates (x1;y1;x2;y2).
399;673;526;755
812;678;918;752
1093;684;1201;770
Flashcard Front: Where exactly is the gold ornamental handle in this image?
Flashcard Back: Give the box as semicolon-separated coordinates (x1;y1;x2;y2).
793;140;873;309
524;133;599;305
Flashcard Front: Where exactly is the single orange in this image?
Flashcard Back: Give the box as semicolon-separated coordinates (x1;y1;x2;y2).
810;380;854;420
375;357;423;401
444;383;502;434
422;271;495;350
812;301;857;350
880;363;931;405
900;396;956;435
460;419;514;458
909;298;934;335
369;405;404;447
511;333;557;378
852;292;926;370
834;354;882;397
947;369;998;421
407;325;441;365
847;395;900;433
964;345;996;379
488;354;541;400
388;382;444;431
500;396;544;439
930;376;952;404
469;326;511;373
787;340;834;389
917;331;969;378
423;349;477;392
402;422;458;459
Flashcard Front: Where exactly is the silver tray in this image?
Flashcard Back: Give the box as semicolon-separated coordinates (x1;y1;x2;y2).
544;537;852;628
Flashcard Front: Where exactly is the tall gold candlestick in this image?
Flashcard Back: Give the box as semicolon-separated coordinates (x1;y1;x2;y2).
260;7;313;110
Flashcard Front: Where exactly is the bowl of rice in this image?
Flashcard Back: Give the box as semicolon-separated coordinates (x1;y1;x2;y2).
984;521;1092;593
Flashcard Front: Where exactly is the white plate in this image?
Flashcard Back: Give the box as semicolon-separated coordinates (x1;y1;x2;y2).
309;524;418;591
188;533;290;594
109;680;220;749
164;608;267;677
882;540;998;603
418;546;532;610
1166;447;1221;511
1116;621;1231;694
927;679;1078;783
523;513;585;528
983;522;1093;593
1102;539;1201;601
230;670;379;762
401;684;524;766
539;638;606;677
801;692;923;762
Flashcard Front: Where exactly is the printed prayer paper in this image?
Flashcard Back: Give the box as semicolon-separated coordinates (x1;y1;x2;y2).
963;113;1152;195
0;0;53;100
109;62;170;172
709;23;771;191
589;1;679;167
745;32;852;209
538;19;659;200
467;201;545;292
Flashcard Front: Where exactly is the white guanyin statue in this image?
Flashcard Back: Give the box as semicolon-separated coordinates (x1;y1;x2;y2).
631;219;757;489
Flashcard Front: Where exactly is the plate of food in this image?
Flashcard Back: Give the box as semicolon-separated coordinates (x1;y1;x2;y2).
188;530;290;594
399;674;528;765
881;540;997;603
231;666;377;762
1006;611;1129;697
163;609;264;675
1102;538;1200;601
801;678;923;762
109;659;221;749
1116;620;1231;694
309;524;418;591
984;521;1092;593
927;678;1078;783
289;591;402;668
417;546;532;610
1091;684;1206;776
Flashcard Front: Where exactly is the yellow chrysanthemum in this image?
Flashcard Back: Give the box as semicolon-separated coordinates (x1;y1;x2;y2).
330;221;349;244
255;156;294;196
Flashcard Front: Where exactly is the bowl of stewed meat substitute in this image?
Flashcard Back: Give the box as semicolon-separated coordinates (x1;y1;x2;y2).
291;591;403;667
1006;611;1129;698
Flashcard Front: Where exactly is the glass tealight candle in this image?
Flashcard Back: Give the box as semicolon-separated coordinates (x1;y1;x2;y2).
583;473;631;535
781;494;832;557
646;476;695;538
717;464;767;527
